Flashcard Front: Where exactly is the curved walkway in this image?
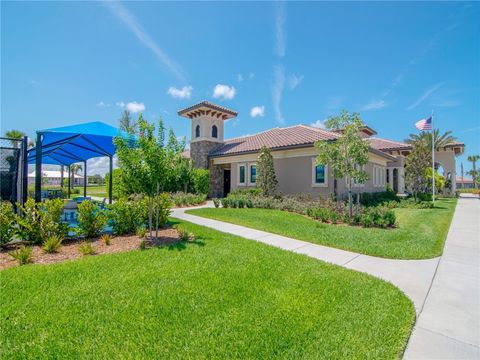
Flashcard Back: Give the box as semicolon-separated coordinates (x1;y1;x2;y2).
172;196;479;358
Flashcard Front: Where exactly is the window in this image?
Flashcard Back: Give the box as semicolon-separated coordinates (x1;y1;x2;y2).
195;124;200;138
311;159;328;187
238;164;246;185
250;165;257;184
353;164;365;187
212;125;218;138
373;165;386;187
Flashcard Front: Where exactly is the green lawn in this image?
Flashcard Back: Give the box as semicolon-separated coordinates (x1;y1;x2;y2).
187;198;457;259
1;220;414;359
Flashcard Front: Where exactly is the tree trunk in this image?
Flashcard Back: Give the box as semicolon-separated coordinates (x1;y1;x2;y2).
474;160;477;189
347;176;353;218
148;197;153;239
155;182;159;240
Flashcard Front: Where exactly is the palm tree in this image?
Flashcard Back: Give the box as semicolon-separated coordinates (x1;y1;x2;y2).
405;129;457;150
70;163;83;190
4;129;25;148
467;155;480;189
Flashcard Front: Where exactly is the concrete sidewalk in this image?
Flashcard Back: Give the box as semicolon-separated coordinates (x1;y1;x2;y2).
405;196;480;359
173;196;480;358
172;205;439;313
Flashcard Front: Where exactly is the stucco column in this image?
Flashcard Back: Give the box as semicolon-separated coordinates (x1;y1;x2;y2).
398;167;405;194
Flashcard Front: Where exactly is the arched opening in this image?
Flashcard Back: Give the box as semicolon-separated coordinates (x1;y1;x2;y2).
212;125;218;138
195;124;200;138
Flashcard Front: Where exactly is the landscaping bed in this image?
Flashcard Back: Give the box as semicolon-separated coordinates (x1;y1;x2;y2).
0;228;181;269
0;219;415;359
188;197;457;259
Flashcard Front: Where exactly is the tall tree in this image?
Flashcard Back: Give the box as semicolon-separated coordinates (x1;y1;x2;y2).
4;129;25;148
119;109;137;134
405;139;431;200
70;163;83;190
467;155;480;189
315;110;369;217
256;146;278;196
405;129;457;150
114;114;170;238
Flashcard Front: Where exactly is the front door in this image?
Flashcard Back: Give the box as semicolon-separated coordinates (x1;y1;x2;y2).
223;170;231;197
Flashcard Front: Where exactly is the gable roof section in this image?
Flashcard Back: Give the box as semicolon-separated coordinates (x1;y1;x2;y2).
367;137;412;151
209;125;340;156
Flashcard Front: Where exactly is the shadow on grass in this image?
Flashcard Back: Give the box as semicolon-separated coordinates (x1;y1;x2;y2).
166;239;206;251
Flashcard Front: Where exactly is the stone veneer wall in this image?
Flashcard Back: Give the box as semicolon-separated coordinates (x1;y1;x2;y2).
190;141;222;169
209;162;227;198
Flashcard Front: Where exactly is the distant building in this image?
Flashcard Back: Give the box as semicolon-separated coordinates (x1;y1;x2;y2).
28;170;84;186
456;177;474;189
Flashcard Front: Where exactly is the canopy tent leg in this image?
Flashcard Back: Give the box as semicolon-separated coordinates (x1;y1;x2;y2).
84;160;87;198
35;132;42;203
109;156;113;204
68;166;71;199
60;165;64;189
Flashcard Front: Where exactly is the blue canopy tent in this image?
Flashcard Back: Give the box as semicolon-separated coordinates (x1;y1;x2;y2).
28;121;127;203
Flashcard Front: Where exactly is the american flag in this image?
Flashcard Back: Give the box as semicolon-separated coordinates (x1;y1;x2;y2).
415;116;432;131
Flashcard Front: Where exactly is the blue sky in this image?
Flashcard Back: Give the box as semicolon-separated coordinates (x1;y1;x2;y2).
1;1;479;175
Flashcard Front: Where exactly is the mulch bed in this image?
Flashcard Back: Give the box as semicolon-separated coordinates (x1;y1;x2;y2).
0;228;181;270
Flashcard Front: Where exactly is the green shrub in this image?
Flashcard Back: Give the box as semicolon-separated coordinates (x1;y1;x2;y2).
170;192;207;207
213;198;220;208
417;192;433;202
16;198;69;244
359;207;396;228
0;202;16;245
359;190;399;207
237;198;245;208
107;198;147;235
135;226;147;238
100;234;111;245
246;199;253;208
9;246;32;265
15;198;42;243
192;169;210;195
229;188;262;197
139;240;147;250
79;241;95;255
40;198;69;241
42;235;63;253
77;200;107;239
221;198;230;208
153;193;173;228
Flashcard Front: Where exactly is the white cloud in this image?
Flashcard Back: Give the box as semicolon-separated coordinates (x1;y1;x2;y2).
310;120;326;129
432;100;460;107
406;83;444;110
249;73;255;79
288;73;304;90
87;156;119;177
272;64;285;124
116;101;126;108
362;99;386;111
126;101;145;113
104;1;186;83
213;84;236;100
167;86;192;99
97;101;111;107
29;79;39;86
237;74;244;82
250;106;265;118
275;1;286;57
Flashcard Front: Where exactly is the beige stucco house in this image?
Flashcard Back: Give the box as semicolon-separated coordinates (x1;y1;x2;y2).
179;101;464;198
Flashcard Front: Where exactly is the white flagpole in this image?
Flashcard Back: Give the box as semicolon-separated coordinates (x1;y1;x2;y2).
431;110;435;204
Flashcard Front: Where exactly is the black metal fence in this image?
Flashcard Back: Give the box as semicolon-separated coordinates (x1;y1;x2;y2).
0;136;28;206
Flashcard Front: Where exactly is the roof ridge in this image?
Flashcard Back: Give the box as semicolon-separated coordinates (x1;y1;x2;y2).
298;124;340;137
369;136;408;145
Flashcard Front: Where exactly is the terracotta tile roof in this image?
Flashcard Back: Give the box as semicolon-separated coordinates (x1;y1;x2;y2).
209;125;340;156
178;100;237;118
367;137;412;151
